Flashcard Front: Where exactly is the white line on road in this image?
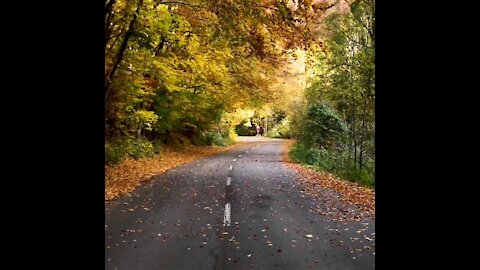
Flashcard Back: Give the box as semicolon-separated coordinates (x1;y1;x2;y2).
224;203;231;226
229;165;233;170
233;159;237;162
238;154;242;158
226;177;231;186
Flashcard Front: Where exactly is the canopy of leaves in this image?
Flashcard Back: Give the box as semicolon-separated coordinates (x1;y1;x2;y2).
105;0;327;145
104;0;375;184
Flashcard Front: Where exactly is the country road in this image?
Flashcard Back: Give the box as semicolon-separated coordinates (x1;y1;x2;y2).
105;137;375;269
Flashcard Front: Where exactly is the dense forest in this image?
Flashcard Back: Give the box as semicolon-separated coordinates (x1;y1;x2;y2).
105;0;375;187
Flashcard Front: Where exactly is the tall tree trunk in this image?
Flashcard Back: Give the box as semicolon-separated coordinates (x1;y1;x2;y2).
154;36;166;56
105;0;117;45
105;0;116;17
137;126;142;138
359;92;368;169
351;95;357;168
348;134;352;163
105;0;144;105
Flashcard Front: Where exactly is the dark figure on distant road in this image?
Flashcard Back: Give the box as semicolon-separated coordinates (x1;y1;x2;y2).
259;125;265;136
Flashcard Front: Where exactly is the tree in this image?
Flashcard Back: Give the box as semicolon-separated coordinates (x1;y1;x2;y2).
290;0;375;185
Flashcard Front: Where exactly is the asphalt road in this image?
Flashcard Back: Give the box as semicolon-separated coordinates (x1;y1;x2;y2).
105;137;375;269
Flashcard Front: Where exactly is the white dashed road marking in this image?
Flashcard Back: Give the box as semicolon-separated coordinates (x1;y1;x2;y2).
223;203;231;226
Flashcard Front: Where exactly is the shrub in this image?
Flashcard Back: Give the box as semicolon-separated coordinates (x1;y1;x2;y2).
269;117;291;138
289;143;317;165
105;137;155;165
290;142;375;188
129;138;155;160
152;140;163;154
105;142;129;165
344;166;375;188
302;101;347;148
235;120;256;136
199;129;235;146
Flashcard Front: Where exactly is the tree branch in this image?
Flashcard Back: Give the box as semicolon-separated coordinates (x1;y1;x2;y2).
345;0;374;41
105;0;144;103
316;3;336;11
254;3;279;11
106;30;124;56
156;1;206;8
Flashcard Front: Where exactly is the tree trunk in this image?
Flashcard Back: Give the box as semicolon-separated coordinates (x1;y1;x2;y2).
359;92;368;169
265;116;268;137
105;0;116;18
351;95;357;168
105;0;144;105
137;126;142;138
154;36;166;56
106;31;123;57
105;0;117;45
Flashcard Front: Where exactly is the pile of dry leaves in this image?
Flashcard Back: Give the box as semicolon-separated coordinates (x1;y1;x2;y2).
282;141;375;220
105;143;242;201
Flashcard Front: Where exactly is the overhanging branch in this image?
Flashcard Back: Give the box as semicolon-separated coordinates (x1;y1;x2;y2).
156;1;206;8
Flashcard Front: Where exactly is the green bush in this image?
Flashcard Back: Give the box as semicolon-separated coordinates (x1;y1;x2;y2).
269;117;291;138
105;137;155;165
290;145;335;171
344;166;375;188
129;138;155;160
290;142;375;188
302;101;347;148
200;131;221;146
105;142;129;165
289;143;317;165
235;121;256;136
199;130;234;146
152;140;163;154
312;148;334;171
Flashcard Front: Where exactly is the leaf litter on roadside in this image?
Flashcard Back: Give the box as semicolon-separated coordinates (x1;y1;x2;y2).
282;141;375;257
282;141;375;221
105;143;243;201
